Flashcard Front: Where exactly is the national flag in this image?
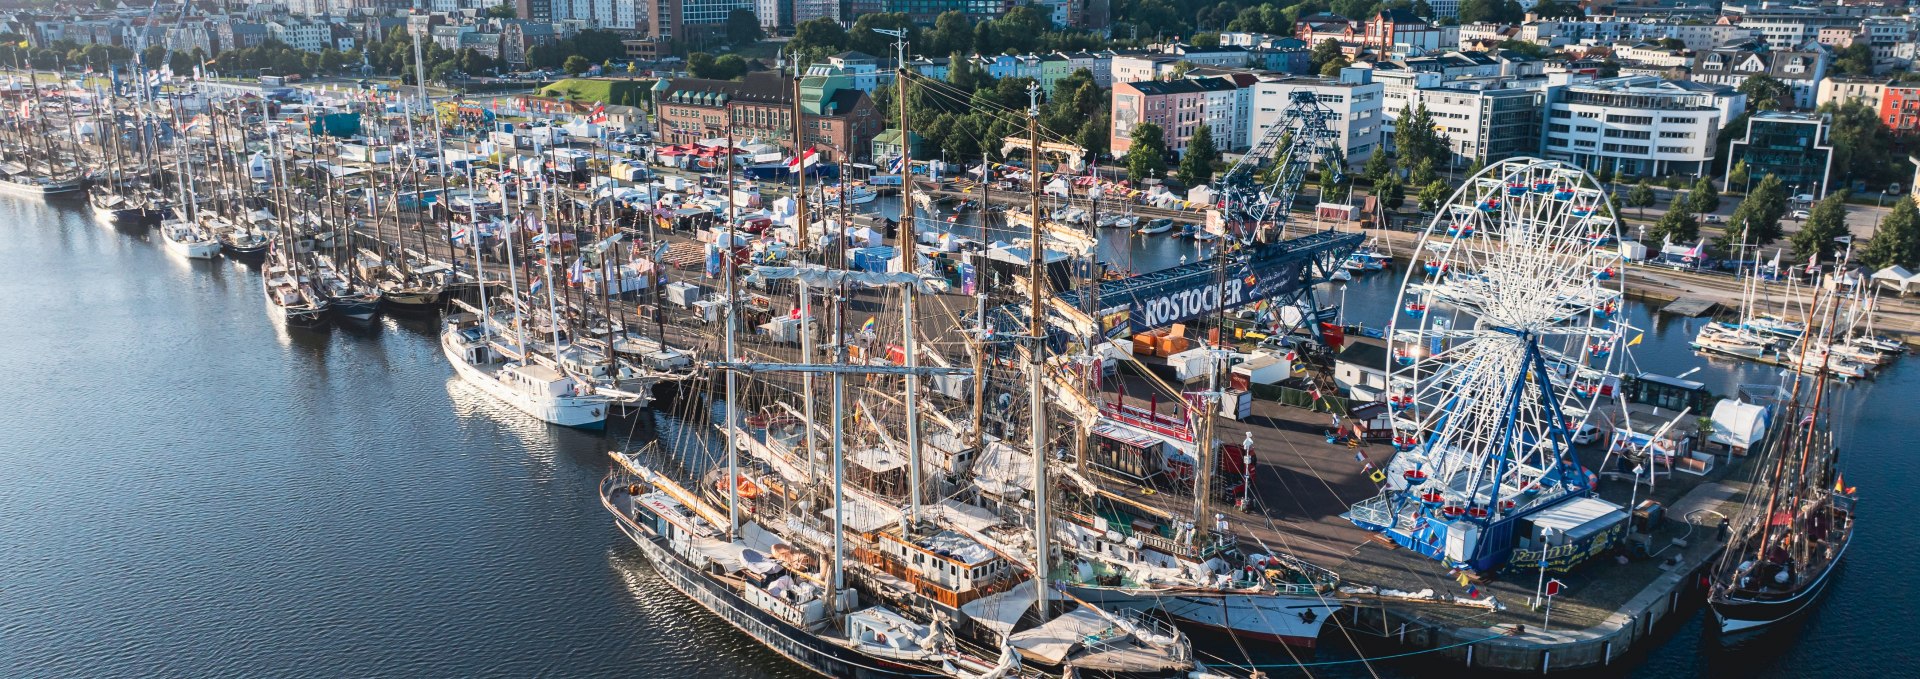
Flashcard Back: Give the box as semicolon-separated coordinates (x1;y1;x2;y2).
1626;332;1643;347
1806;253;1819;273
529;276;545;295
451;224;470;241
1242;272;1257;287
586;101;607;124
1834;473;1844;493
1354;450;1367;463
1466;584;1481;599
568;258;587;285
786;146;819;171
862;316;877;333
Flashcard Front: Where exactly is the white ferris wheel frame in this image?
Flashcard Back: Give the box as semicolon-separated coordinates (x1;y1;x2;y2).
1379;158;1628;523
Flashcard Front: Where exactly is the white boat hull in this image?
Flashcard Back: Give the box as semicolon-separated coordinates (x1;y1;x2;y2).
164;233;222;259
1061;584;1337;648
441;330;609;429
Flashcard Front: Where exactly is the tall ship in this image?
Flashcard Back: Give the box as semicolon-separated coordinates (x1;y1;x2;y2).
1708;286;1857;634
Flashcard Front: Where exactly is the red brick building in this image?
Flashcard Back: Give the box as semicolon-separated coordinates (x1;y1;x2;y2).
656;72;883;162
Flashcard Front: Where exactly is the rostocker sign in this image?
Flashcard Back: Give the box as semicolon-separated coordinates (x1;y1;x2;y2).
1126;260;1306;331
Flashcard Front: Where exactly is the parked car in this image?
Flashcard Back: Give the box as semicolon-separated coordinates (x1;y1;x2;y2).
1571;423;1604;445
1790;210;1811;220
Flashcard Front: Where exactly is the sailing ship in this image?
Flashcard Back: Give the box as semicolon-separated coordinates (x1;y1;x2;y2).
1708;287;1857;634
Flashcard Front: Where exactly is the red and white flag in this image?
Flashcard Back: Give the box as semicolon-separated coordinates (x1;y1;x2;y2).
586;101;607;124
785;146;820;170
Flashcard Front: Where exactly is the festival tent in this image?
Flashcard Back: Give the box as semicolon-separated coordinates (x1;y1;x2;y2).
1870;265;1917;294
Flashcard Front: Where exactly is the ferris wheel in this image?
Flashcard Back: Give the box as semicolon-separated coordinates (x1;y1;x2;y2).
1349;159;1627;565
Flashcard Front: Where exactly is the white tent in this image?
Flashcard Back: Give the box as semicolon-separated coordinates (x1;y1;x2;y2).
1871;265;1916;294
1187;185;1217;205
1709;399;1769;452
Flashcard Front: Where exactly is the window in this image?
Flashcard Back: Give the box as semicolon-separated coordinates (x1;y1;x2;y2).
1576;110;1600;119
1574;139;1595;147
1659;130;1694;138
1660;116;1695;124
1605;129;1652;140
1657;146;1691;154
1605;114;1653;125
1548;124;1571;133
1602;143;1649;154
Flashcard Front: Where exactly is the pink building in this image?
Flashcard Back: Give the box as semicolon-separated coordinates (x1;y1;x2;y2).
1110;78;1239;158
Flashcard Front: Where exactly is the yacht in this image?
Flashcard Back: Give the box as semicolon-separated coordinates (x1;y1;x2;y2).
442;304;610;429
159;216;222;259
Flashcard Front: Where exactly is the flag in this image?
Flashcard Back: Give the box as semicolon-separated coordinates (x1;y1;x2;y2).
786;146;819;171
1466;584;1481;599
1457;572;1471;586
529;276;545;295
887;154;904;173
1354;450;1367;463
586;101;607;124
862;316;877;333
568;258;587;285
451;224;470;241
1806;253;1819;273
1368;469;1386;483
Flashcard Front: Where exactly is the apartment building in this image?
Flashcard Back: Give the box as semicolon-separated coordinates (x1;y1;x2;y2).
1690;43;1826;110
1817;76;1891;110
1249;67;1385;166
1541;74;1745;177
1110;77;1241;157
1883;85;1920;136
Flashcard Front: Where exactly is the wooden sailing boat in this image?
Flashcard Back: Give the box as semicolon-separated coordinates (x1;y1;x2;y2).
1708;281;1857;634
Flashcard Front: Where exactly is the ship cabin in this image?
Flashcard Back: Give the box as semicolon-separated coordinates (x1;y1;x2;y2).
862;528;1012;608
847;444;910;500
501;362;587;398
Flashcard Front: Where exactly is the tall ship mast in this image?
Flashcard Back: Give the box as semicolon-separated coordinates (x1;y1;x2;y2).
1708;278;1858;634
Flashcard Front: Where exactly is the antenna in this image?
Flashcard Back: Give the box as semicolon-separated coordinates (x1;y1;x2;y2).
1026;80;1040;117
872;27;909;72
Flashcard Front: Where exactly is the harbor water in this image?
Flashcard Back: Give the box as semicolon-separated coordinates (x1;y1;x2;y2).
2;196;1913;677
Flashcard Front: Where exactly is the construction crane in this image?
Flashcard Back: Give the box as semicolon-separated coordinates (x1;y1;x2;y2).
1211;90;1345;246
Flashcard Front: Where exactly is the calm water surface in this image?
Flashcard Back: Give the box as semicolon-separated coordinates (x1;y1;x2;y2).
0;196;1911;677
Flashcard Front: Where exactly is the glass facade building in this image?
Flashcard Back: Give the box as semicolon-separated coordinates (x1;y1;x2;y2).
1726;112;1834;197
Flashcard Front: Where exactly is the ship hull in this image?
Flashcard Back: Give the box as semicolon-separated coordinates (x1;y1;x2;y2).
1061;584;1335;648
601;480;937;679
1711;534;1848;635
0;177;84;198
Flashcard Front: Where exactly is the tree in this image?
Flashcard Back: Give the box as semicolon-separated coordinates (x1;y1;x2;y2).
1319;56;1351;76
1791;191;1850;262
1409;156;1436;187
1379;175;1406;210
1529;0;1581;18
484;3;517;18
726;9;763;45
1310;39;1344;72
791;18;849;55
1738;74;1791;111
1728;160;1751;190
1626;180;1656;218
1191;32;1221;49
1859;199;1920;270
1364;149;1395;184
562;54;591;76
927;11;971;56
1418;180;1451;212
1649;205;1699;245
1686;176;1720;215
1394;103;1444;170
1831;42;1874;77
1457;0;1523;25
1126;122;1168;181
1495;39;1546;59
1822;100;1900;189
1725;173;1789;246
1318;163;1348;200
1597;59;1621;78
713;54;749;79
1178;124;1217;187
1411;0;1434;18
